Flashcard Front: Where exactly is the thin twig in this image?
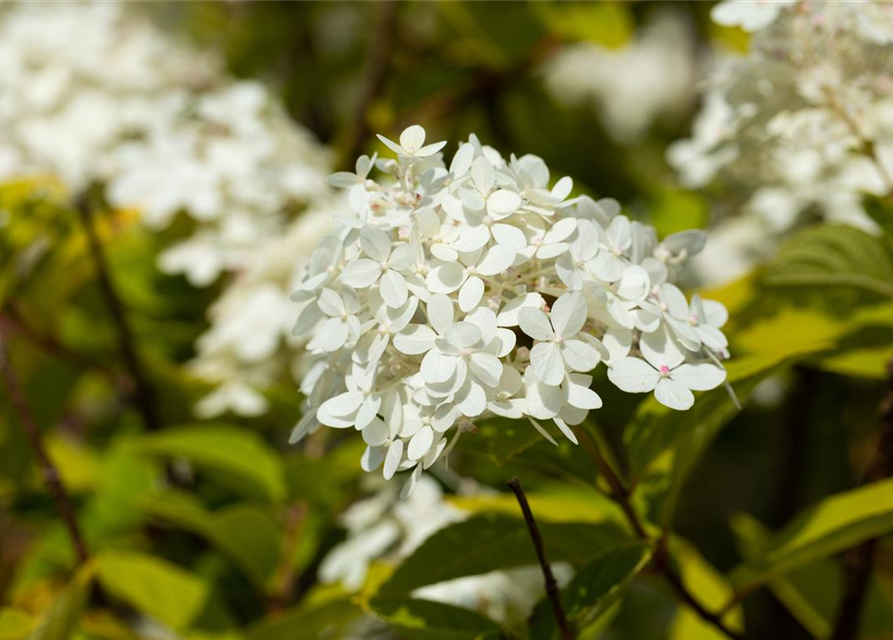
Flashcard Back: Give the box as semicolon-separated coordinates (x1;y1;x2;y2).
75;197;161;433
0;324;89;565
830;357;893;640
508;476;574;640
574;427;744;640
340;0;399;170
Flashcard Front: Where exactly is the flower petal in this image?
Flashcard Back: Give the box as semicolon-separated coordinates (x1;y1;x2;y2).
607;357;659;393
550;292;587;337
671;363;727;391
518;307;553;341
530;341;565;386
654;377;694;411
340;258;381;289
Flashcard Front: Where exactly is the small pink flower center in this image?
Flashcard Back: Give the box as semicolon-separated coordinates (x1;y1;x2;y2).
689;313;699;325
659;365;670;376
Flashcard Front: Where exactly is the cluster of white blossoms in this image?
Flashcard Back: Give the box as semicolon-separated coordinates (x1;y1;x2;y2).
320;475;572;627
669;0;893;283
292;125;730;494
543;9;696;143
0;3;330;287
0;3;337;415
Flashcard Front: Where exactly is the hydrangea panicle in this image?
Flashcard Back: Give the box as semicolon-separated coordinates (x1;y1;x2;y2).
293;126;731;495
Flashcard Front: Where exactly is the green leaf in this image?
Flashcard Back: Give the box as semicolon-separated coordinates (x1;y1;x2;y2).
863;194;893;238
26;566;93;640
668;539;743;640
247;598;362;640
530;544;652;640
533;1;633;48
625;350;819;480
369;597;502;640
96;550;208;631
134;424;286;502
0;609;35;640
449;484;625;525
764;224;893;298
138;492;283;591
380;513;630;594
730;477;893;592
730;513;893;639
649;190;708;239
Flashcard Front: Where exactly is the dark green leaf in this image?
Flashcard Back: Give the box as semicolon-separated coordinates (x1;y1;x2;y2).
248;598;362;640
380;513;630;594
134;424;286;502
764;224;893;298
369;596;502;640
530;544;652;640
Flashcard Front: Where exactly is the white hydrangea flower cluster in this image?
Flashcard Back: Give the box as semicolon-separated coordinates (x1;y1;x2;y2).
543;9;696;143
320;475;572;627
189;207;336;418
669;1;893;282
0;3;331;287
292;125;730;494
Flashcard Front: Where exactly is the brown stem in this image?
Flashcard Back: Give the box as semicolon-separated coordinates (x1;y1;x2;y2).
830;358;893;640
75;198;161;433
0;326;89;565
268;503;307;613
1;302;113;375
339;0;399;170
508;476;574;640
574;427;744;640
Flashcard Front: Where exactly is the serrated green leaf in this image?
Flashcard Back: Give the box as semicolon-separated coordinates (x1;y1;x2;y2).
134;424;286;502
369;597;502;640
730;477;893;592
96;550;208;631
765;224;893;298
380;514;630;594
530;543;652;640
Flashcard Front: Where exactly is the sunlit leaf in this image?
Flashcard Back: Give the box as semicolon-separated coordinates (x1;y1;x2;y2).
0;609;35;640
668;539;743;640
96;550;208;631
25;565;93;640
730;477;893;592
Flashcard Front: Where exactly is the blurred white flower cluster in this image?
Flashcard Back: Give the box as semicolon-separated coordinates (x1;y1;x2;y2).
543;10;696;142
0;3;336;416
670;0;893;282
292;125;729;495
0;2;330;287
320;475;572;627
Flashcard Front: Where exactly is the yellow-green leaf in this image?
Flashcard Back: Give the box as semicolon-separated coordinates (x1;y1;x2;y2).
96;550;208;631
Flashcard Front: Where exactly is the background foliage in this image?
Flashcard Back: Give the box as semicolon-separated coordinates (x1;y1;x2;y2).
2;3;893;640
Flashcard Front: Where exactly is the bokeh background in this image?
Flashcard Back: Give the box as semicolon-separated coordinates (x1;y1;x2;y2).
2;2;893;640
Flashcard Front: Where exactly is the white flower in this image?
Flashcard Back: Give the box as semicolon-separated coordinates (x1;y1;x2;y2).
294;126;731;494
377;124;447;159
710;0;797;32
608;344;727;411
519;292;600;387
